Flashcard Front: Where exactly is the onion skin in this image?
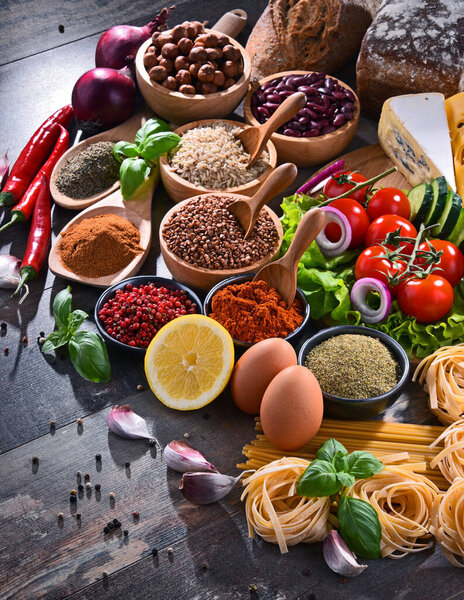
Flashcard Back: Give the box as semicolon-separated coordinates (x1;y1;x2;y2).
351;277;392;324
316;206;352;256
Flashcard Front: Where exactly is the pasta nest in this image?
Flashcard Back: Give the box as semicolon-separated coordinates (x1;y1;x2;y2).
430;418;464;483
430;478;464;568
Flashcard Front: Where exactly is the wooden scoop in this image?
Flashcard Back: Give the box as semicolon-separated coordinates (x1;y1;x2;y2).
253;207;327;307
227;162;297;238
237;92;307;167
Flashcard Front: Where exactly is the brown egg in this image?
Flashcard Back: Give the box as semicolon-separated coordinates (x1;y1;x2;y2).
230;338;297;414
260;365;323;450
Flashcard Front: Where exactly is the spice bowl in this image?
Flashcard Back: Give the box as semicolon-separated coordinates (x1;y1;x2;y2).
298;325;409;419
159;119;278;203
243;71;360;168
94;275;203;355
203;274;310;350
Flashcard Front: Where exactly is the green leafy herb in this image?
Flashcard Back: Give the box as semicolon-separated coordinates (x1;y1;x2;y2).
338;494;382;559
42;287;111;383
346;451;384;479
336;472;356;488
316;438;348;463
296;459;341;497
114;118;181;200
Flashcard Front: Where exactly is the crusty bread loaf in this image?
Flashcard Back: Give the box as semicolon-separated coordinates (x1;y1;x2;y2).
357;0;464;118
246;0;381;81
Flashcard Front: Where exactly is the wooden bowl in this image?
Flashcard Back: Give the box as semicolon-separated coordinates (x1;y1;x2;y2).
159;119;278;203
159;194;283;291
135;31;251;125
243;71;360;168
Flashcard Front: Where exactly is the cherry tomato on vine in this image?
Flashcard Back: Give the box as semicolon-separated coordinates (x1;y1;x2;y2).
354;245;407;296
367;188;411;221
323;171;368;204
325;198;370;248
416;239;464;287
396;274;454;323
365;214;417;254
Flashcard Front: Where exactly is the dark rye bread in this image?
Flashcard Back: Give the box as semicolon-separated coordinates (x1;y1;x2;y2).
246;0;381;81
357;0;464;118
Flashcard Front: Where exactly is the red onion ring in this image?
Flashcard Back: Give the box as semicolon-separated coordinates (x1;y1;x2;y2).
351;277;392;323
316;206;352;256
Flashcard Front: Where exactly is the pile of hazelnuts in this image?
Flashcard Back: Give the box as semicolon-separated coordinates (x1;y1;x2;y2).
143;21;244;95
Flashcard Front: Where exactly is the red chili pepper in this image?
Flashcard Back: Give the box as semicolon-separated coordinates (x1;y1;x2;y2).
0;105;73;208
13;174;51;297
0;126;69;233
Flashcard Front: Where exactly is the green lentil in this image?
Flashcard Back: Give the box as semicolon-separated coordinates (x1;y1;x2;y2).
305;334;398;399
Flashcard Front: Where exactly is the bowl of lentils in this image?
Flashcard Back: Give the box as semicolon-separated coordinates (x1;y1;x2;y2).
243;71;360;168
298;325;409;419
159;119;277;203
95;276;202;354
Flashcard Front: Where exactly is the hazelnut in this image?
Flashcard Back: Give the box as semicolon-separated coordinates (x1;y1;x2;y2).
189;62;201;78
177;37;193;56
203;33;219;48
206;47;222;62
216;34;230;48
162;76;178;91
146;45;156;54
197;63;215;83
224;78;236;89
171;25;187;42
157;32;173;47
188;47;207;63
179;84;196;95
191;21;205;35
161;43;179;59
174;55;190;72
158;57;173;72
193;39;205;48
235;60;244;76
184;23;197;39
201;82;218;94
176;69;191;85
222;60;237;79
149;65;168;82
143;53;158;69
212;70;225;87
151;31;162;46
222;45;240;62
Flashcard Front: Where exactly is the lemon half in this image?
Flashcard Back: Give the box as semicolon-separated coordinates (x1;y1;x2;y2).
144;314;234;410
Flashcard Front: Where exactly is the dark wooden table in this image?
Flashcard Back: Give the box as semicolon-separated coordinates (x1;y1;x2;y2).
0;2;462;599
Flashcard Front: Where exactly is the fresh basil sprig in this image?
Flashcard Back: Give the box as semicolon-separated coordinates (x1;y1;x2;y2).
42;287;111;383
114;117;181;201
297;438;384;559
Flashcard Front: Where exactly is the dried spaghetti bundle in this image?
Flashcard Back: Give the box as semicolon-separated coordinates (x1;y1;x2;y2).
346;465;439;558
430;418;464;483
431;479;464;567
241;457;331;553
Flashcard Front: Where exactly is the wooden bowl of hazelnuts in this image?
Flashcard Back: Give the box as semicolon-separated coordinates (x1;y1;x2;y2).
135;20;251;125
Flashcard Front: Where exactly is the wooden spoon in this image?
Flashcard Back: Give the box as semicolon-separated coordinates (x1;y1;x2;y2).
227;162;297;238
253;207;327;307
50;109;153;211
48;169;159;288
237;92;307;167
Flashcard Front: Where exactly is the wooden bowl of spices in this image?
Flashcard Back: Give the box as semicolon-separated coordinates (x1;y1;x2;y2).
159;119;277;203
298;325;409;419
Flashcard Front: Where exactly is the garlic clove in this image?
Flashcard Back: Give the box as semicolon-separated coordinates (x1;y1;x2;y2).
323;530;367;577
0;149;9;190
0;254;20;289
163;440;218;473
107;404;156;441
180;472;242;505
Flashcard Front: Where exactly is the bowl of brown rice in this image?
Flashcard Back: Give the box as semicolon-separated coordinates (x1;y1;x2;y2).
159;119;278;203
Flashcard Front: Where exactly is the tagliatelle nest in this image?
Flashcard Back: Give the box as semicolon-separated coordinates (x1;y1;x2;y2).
430;418;464;483
430;478;464;567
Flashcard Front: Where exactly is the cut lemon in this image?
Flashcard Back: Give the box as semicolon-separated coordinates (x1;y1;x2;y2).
144;314;234;410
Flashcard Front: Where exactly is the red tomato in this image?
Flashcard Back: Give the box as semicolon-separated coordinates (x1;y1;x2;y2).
396;274;454;323
325;198;370;249
354;245;407;296
323;171;368;204
367;188;411;221
416;239;464;287
365;214;417;254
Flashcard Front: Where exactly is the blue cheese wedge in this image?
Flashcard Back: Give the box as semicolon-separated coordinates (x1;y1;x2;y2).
378;93;456;192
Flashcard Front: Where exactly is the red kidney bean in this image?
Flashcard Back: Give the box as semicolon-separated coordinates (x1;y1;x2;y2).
297;86;317;96
318;119;330;127
276;83;294;92
326;105;336;119
306;101;325;114
332;90;347;100
287;120;304;131
283;128;302;137
341;101;355;111
263;102;280;112
298;117;310;126
261;81;277;90
332;114;346;127
264;86;277;96
266;94;282;104
256;90;265;103
257;106;270;119
310;120;321;129
344;111;354;121
321;125;336;134
278;90;296;99
325;78;335;90
302;129;321;137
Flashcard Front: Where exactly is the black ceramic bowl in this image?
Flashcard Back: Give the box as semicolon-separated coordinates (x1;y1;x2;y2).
297;325;409;419
95;275;203;356
203;274;310;350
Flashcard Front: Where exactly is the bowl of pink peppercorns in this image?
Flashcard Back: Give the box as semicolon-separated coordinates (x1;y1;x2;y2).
95;275;202;354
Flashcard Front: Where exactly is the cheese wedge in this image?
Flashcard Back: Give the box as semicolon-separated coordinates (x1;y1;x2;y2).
445;92;464;198
378;93;456;192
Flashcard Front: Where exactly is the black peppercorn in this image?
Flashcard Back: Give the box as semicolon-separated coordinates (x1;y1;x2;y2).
32;456;39;464
113;518;119;524
123;530;129;536
1;323;7;330
95;484;101;491
84;474;90;481
152;548;158;556
125;461;130;468
107;522;114;529
70;496;77;503
95;454;102;461
76;513;81;520
103;526;109;534
114;522;121;529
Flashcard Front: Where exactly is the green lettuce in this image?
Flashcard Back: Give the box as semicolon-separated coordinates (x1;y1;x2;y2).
281;194;464;358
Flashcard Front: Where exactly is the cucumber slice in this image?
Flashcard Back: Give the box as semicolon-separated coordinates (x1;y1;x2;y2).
425;176;448;231
408;183;433;225
438;192;463;239
448;208;464;246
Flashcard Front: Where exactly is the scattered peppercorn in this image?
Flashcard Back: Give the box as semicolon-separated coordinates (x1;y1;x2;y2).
102;571;108;578
201;561;209;571
76;513;81;520
76;470;82;477
125;461;130;468
85;482;92;490
123;530;129;536
114;522;121;529
58;24;65;33
95;484;101;491
78;484;84;491
95;454;101;461
132;511;139;519
38;337;46;345
248;584;258;594
39;331;45;337
167;547;173;554
4;348;9;356
1;322;7;330
183;433;190;439
137;384;144;391
50;420;56;428
104;526;109;534
32;456;39;464
70;496;77;503
84;474;90;481
152;548;158;556
22;336;28;344
149;439;156;446
77;418;83;425
70;489;77;496
57;512;64;519
109;492;115;499
107;522;114;529
113;518;119;524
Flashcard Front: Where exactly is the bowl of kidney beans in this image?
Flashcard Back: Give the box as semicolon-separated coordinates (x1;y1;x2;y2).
95;276;202;354
243;70;360;168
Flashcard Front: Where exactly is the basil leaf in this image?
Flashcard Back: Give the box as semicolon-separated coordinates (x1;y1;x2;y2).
53;286;72;330
316;439;348;463
42;330;72;353
135;118;171;144
119;157;151;200
67;309;88;335
338;494;382;559
347;451;384;479
68;331;111;383
113;141;139;161
333;452;350;473
336;472;356;488
297;459;342;497
139;132;181;162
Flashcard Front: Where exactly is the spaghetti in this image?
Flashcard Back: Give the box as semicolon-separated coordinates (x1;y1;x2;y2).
430;479;464;568
430;418;464;483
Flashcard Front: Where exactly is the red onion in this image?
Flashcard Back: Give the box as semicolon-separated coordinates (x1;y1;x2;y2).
316;206;352;256
95;7;172;69
296;159;344;195
71;67;136;126
351;277;392;324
